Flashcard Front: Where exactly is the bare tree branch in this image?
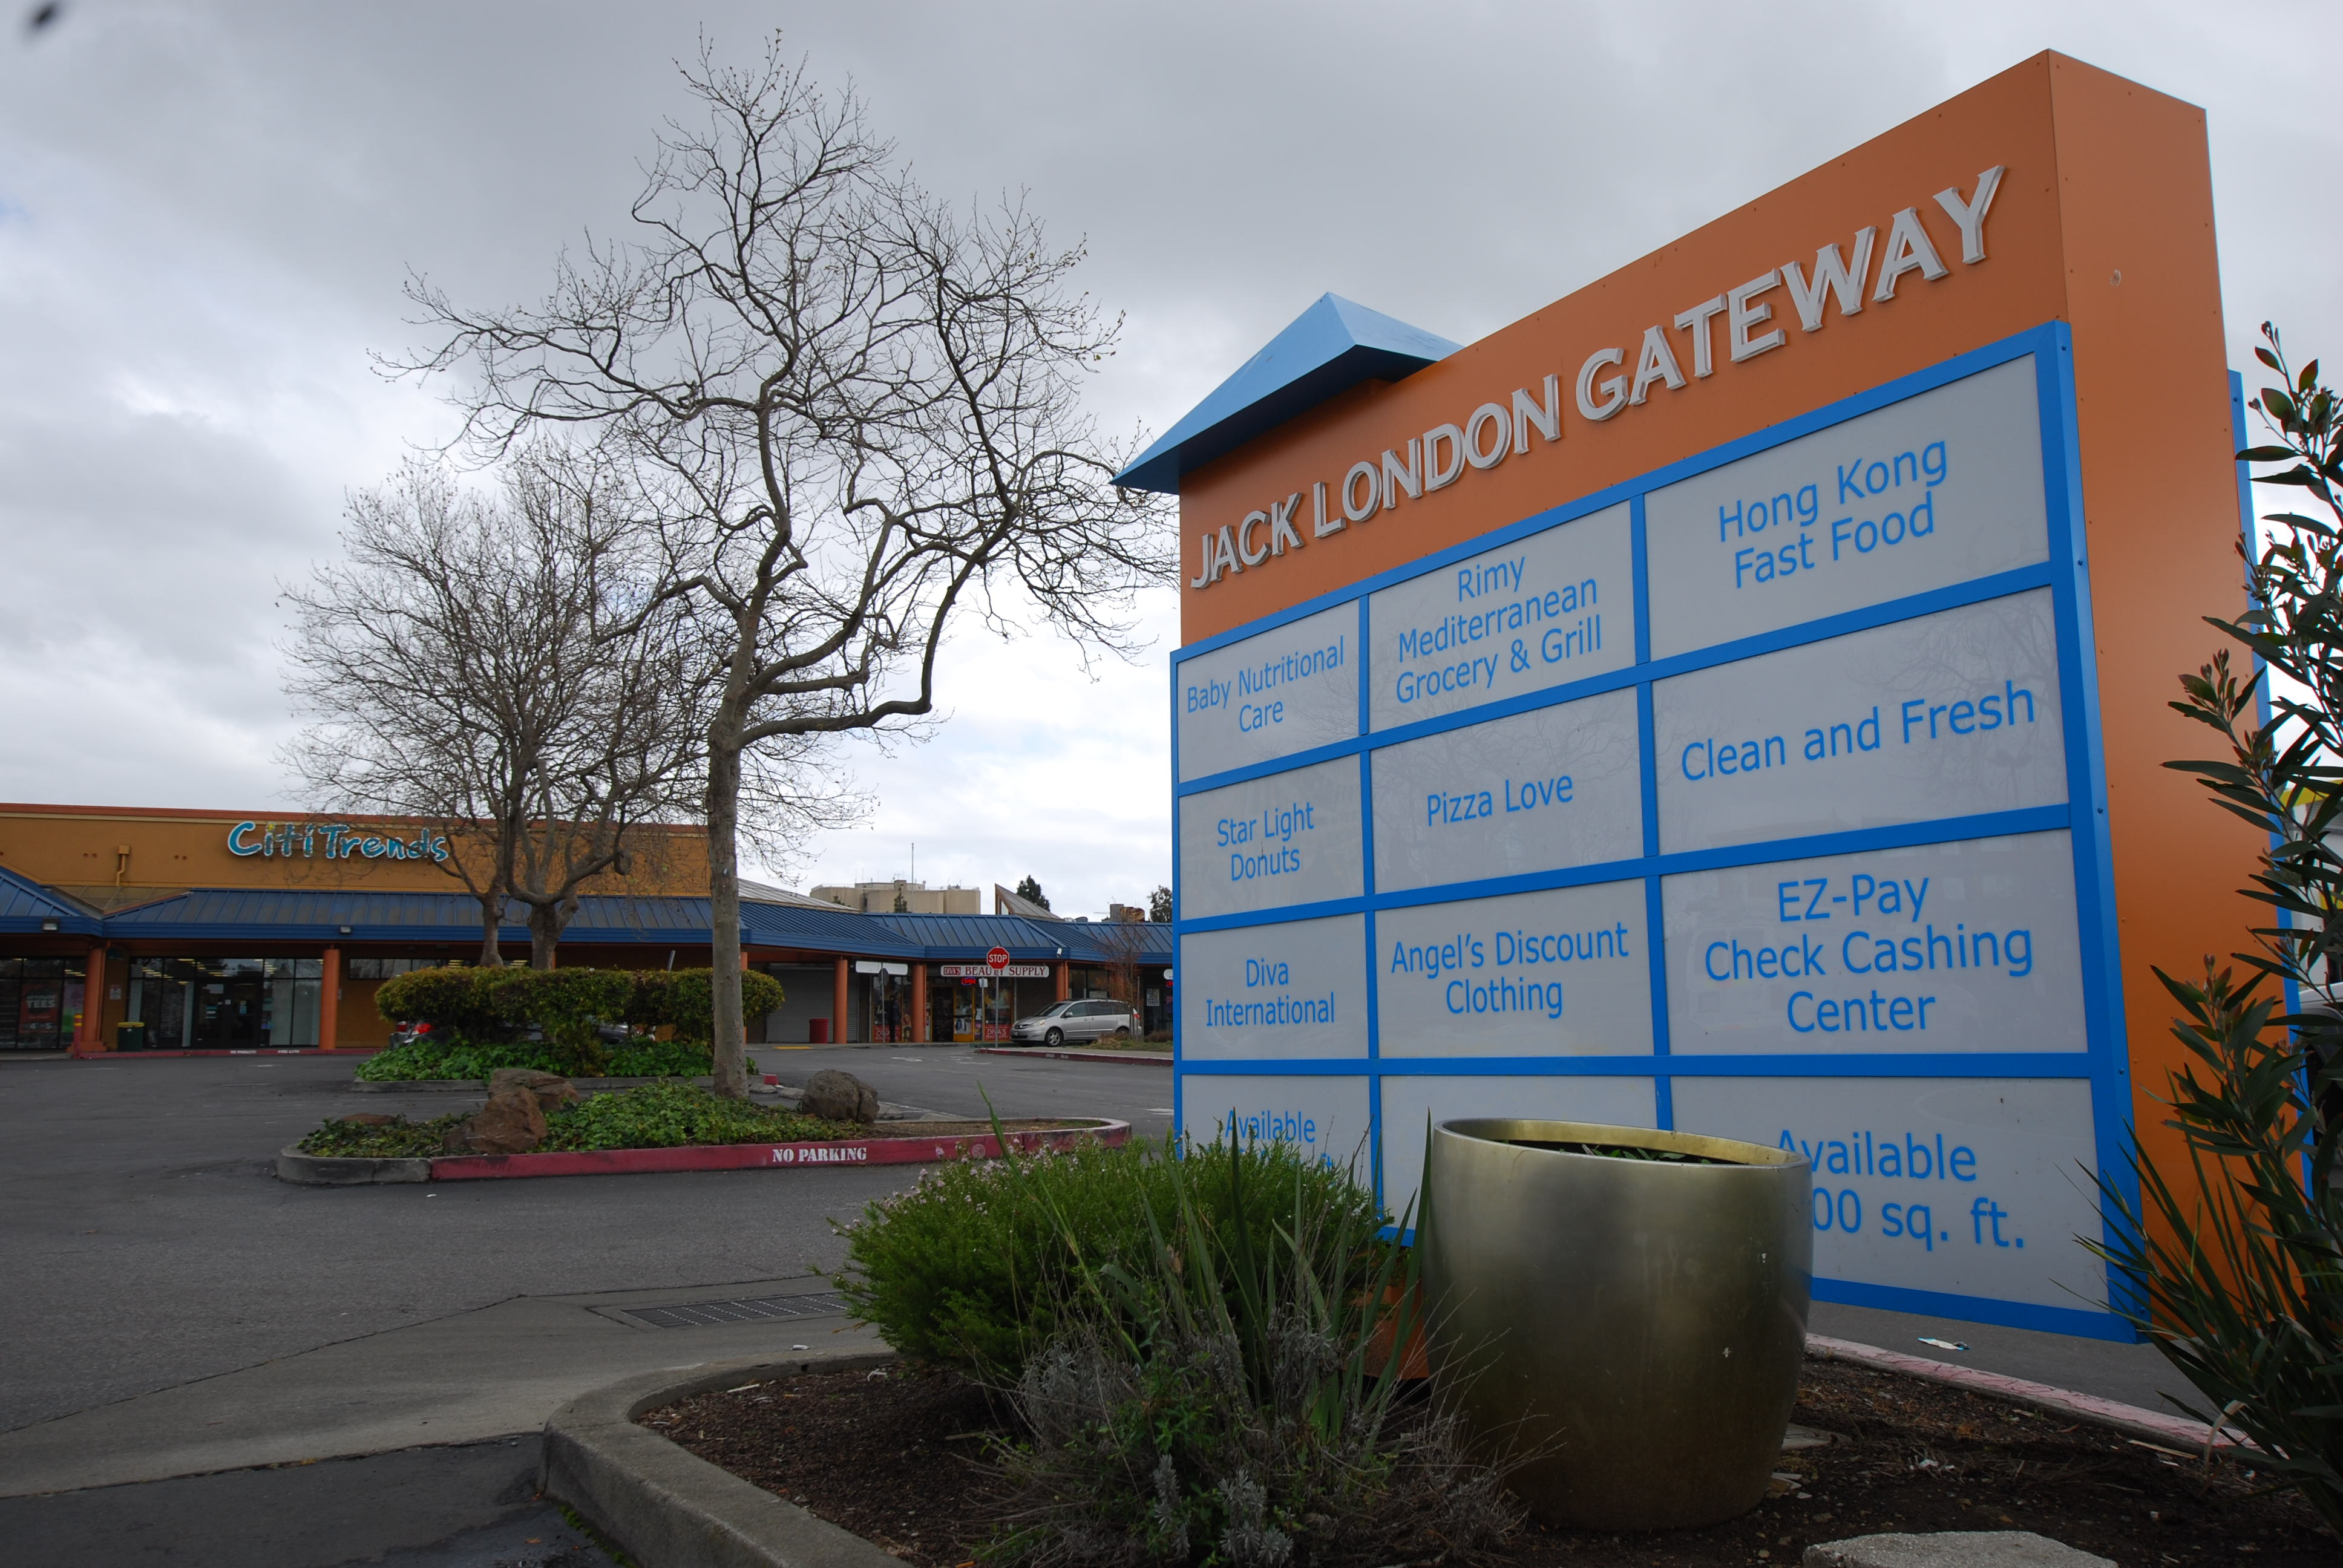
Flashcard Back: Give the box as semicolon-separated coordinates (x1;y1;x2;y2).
390;33;1174;1093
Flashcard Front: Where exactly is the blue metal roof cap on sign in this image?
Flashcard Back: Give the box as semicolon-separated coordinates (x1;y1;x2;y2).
1112;293;1461;494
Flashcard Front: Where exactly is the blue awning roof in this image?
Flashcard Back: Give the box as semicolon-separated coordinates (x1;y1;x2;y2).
1112;293;1460;494
0;866;103;935
19;877;1173;964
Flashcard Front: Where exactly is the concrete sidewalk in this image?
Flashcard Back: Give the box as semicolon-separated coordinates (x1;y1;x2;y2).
1809;1299;2186;1417
0;1276;880;1499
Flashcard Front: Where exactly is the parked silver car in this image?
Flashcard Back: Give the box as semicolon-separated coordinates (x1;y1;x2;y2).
1010;998;1135;1047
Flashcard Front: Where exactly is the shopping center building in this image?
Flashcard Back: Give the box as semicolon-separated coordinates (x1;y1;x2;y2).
0;803;1171;1053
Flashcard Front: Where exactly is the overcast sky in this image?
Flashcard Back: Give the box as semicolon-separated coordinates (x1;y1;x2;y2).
0;1;2333;918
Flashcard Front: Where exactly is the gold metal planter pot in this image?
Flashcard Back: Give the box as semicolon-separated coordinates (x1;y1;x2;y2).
1421;1119;1812;1532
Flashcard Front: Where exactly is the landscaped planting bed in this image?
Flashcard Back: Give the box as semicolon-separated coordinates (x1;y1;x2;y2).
298;1080;1096;1158
646;1355;2328;1567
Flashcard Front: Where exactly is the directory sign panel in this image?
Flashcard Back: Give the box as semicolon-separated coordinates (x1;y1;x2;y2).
1368;502;1635;728
1174;340;2132;1339
1177;602;1358;782
1642;356;2050;659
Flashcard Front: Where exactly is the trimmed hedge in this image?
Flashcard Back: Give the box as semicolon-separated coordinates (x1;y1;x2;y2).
367;964;786;1080
628;969;785;1043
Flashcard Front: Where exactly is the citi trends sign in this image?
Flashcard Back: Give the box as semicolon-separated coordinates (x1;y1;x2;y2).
226;820;452;863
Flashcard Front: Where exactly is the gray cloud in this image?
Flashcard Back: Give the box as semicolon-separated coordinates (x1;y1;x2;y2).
0;0;2332;913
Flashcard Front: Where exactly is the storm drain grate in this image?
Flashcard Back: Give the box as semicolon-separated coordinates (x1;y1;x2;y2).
628;1291;850;1329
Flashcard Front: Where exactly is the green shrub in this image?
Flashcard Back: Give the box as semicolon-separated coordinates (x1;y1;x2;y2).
355;1036;562;1082
631;968;787;1042
375;965;784;1062
355;1033;721;1083
537;1079;857;1151
603;1037;716;1078
835;1133;1385;1382
298;1112;467;1157
2088;325;2343;1537
374;966;499;1033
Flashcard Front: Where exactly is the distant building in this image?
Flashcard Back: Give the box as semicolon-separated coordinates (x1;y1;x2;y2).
809;879;981;916
1107;903;1147;923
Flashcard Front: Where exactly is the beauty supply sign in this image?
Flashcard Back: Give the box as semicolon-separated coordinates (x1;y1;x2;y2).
1171;330;2134;1339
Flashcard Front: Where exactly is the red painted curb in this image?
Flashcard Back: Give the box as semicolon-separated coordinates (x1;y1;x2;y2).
428;1119;1130;1181
71;1047;383;1059
975;1047;1172;1066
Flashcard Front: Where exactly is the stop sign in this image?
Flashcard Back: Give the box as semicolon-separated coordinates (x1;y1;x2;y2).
986;946;1011;971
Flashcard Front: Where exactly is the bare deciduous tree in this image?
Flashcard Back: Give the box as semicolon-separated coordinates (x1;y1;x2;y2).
281;447;709;967
394;38;1175;1093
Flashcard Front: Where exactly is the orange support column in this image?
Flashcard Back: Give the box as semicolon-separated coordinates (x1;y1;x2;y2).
74;944;106;1053
910;962;928;1043
833;958;851;1045
320;947;341;1052
1055;962;1071;1004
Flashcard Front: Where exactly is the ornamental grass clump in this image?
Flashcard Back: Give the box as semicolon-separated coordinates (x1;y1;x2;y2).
835;1132;1383;1380
839;1119;1517;1567
987;1135;1517;1568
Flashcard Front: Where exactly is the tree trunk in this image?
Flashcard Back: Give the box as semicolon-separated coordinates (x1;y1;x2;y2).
477;890;505;967
707;728;748;1097
528;903;563;969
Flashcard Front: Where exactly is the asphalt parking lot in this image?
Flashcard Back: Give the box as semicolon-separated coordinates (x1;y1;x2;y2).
1;1045;2181;1565
0;1045;1171;1566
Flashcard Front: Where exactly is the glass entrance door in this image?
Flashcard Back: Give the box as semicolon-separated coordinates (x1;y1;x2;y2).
949;978;1013;1042
125;958;321;1048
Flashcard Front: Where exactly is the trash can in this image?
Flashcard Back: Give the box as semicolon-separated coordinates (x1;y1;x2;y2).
808;1018;830;1044
1422;1118;1811;1532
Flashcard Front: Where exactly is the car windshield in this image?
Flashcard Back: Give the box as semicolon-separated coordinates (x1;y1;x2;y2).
1037;1002;1074;1018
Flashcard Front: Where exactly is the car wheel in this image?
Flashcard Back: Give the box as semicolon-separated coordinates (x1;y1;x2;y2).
1045;1027;1064;1047
1113;1026;1131;1039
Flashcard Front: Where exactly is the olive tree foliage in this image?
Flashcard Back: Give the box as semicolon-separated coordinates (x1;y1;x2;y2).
2088;325;2343;1532
280;448;709;967
392;38;1175;1095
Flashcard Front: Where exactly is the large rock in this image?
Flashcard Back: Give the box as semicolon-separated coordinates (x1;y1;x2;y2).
799;1068;879;1124
1804;1533;2113;1568
450;1085;548;1154
488;1068;582;1112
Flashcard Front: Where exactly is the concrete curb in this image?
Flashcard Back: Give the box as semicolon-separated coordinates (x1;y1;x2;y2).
1806;1333;2250;1452
275;1145;432;1184
543;1351;902;1568
976;1045;1173;1065
543;1340;2229;1567
274;1119;1130;1186
70;1047;382;1059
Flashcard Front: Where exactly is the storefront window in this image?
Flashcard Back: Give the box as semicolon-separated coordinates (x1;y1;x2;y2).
344;958;441;980
123;958;321;1049
950;977;1014;1043
860;968;911;1043
0;958;82;1050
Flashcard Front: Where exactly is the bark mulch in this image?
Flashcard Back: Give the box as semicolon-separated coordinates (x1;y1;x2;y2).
644;1358;2336;1566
